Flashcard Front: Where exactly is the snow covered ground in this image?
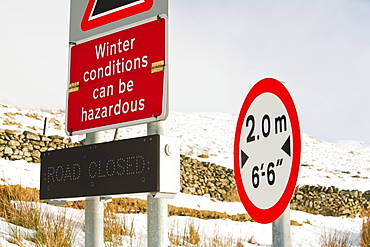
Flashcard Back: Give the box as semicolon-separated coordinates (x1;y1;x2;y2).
0;104;368;246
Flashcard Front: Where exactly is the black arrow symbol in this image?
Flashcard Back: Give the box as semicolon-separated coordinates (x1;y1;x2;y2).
281;136;291;157
241;150;249;169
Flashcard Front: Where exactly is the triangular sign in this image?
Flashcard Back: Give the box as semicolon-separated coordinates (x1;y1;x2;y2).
81;0;153;31
241;150;249;169
281;136;291;157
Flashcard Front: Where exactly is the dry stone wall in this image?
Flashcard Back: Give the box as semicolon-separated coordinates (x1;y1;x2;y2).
179;155;370;217
0;129;368;217
291;185;370;217
180;155;236;201
0;129;84;163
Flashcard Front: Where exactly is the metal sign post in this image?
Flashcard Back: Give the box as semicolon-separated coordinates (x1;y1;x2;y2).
272;204;291;247
147;121;168;247
85;131;105;247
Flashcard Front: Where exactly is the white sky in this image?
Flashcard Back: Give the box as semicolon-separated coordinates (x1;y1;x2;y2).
0;0;370;143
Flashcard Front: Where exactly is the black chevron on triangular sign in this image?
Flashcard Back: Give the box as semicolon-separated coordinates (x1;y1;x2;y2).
81;0;153;31
241;150;249;169
92;0;142;16
281;136;291;157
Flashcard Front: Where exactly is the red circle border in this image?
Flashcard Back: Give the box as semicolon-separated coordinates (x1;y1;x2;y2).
234;78;301;224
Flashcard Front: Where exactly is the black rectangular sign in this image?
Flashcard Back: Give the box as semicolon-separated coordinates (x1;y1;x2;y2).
40;135;160;200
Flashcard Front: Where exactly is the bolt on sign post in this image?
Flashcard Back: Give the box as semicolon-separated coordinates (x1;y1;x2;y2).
234;78;301;245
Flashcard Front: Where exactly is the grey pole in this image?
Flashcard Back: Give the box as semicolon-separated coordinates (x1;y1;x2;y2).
272;204;291;247
147;121;168;247
85;132;105;247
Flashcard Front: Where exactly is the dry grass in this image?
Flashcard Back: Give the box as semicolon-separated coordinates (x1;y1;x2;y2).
361;210;370;247
67;197;252;223
185;222;201;245
223;188;241;202
204;226;243;247
105;198;147;214
0;185;40;221
291;220;303;226
4;112;22;120
247;235;258;245
169;220;254;247
31;208;80;246
104;211;135;246
8;225;26;246
0;184;253;247
320;228;355;247
8;184;369;247
0;184;80;246
48;117;63;130
169;204;252;222
170;220;200;246
209;235;233;247
26;126;38;131
3;119;21;127
25;113;42;120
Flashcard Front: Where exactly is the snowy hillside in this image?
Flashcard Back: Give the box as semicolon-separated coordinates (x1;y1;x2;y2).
0;103;368;246
0;104;369;192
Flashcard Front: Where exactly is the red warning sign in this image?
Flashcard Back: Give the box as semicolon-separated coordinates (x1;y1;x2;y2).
67;18;167;135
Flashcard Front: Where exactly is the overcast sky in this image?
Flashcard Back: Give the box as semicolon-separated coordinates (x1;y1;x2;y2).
0;0;370;143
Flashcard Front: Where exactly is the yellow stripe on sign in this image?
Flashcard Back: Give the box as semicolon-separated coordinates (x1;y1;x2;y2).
69;81;80;93
151;60;165;73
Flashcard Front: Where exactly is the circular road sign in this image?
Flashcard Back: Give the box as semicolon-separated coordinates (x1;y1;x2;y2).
234;78;301;224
